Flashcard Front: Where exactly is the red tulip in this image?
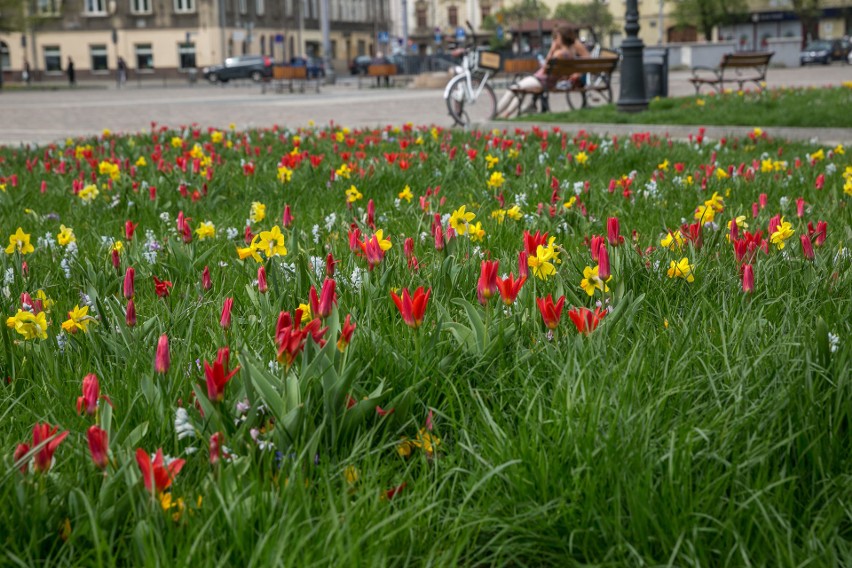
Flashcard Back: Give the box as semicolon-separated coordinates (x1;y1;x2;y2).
367;199;376;229
13;443;30;474
495;273;526;305
390;287;431;329
204;347;240;403
325;253;337;277
282;204;294;227
125;220;138;240
800;234;815;260
135;448;185;494
742;264;755;293
523;230;548;256
815;173;824;190
589;235;604;261
123;267;135;299
518;250;529;279
796;197;805;218
220;297;234;329
317;278;336;318
567;306;606;335
31;423;69;473
87;425;109;469
76;373;100;416
257;265;268;293
155;334;170;374
202;265;212;291
126;299;137;327
597;243;610;280
152;275;172;298
476;260;499;304
536;295;565;330
361;235;385;270
607;217;623;246
337;314;356;352
111;248;121;270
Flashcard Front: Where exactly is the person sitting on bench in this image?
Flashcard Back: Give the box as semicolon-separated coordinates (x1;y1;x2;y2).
495;25;589;118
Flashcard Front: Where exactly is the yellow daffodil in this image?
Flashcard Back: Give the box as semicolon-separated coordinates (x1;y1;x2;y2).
250;202;266;223
6;309;49;340
297;303;312;324
704;192;725;212
195;222;215;241
336;163;351;179
35;290;54;312
490;209;506;223
277;166;293;183
580;264;610;296
486;171;505;189
135;156;147;167
344;465;359;485
529;239;561;281
760;159;773;173
334;131;345;143
211;131;224;144
563;196;577;209
258;226;287;257
657;159;669;171
469;222;485;242
79;184;99;203
726;216;748;237
449;205;475;235
237;235;263;263
808;149;825;162
667;257;695;282
770;218;794;250
753;127;763;138
715;168;729;180
170;136;183;148
61;304;96;334
660;230;685;250
694;204;716;224
5;227;34;255
696;98;705;107
485;154;499;169
345;185;362;203
506;205;522;221
398;185;413;203
834;144;844;155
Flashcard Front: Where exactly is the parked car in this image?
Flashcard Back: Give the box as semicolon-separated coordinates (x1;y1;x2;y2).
349;55;372;75
203;55;272;83
800;41;833;65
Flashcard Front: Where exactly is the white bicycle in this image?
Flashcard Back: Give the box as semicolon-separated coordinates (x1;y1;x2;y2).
444;25;501;127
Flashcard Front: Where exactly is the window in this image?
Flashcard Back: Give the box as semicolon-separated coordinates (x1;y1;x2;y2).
448;6;458;27
0;42;10;70
480;4;490;19
90;44;108;71
131;0;152;14
135;43;153;69
174;0;195;13
44;45;61;72
416;7;427;28
239;0;247;14
178;42;196;69
37;0;61;15
85;0;106;14
256;0;264;15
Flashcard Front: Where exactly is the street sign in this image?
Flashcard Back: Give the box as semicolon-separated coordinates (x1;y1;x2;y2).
455;27;465;41
496;25;504;40
434;32;442;43
378;31;389;44
275;34;284;43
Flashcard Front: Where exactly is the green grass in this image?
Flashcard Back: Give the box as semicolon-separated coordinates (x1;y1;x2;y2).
0;125;850;566
523;85;852;128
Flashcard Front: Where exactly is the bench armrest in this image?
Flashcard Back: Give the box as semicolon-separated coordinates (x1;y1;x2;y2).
690;65;719;74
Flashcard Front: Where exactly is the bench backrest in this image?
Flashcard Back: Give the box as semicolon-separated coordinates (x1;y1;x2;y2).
720;52;773;69
547;56;619;78
368;64;397;76
273;66;307;80
504;59;539;74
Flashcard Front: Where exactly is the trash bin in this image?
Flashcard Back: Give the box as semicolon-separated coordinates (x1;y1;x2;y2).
643;48;669;99
187;68;198;85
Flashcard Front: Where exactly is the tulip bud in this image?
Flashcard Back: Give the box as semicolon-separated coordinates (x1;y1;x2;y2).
752;202;759;218
282;204;294;228
325;253;336;277
13;444;30;475
606;217;621;246
742;264;754;294
155;334;170;374
125;220;137;240
796;197;805;218
318;278;336;318
404;237;415;260
800;234;815;260
367;199;375;229
597;243;610;280
815;221;827;247
244;226;254;245
220;297;234;329
123;267;135;299
126;299;137;327
257;265;268;293
759;193;767;209
433;224;444;251
202;266;212;291
87;425;109;470
518;250;529;279
111;249;120;270
209;432;222;466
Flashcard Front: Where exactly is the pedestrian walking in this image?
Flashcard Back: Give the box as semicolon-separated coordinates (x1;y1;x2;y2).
117;56;127;88
22;60;31;84
67;57;75;86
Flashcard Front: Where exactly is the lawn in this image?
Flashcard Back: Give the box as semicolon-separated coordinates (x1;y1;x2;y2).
1;124;850;566
527;84;852;128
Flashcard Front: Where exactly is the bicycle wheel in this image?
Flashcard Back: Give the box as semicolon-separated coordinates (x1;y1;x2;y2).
566;88;586;111
446;75;496;127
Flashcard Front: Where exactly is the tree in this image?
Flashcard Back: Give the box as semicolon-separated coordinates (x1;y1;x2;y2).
493;0;550;30
790;0;821;44
669;0;748;42
0;0;29;89
553;1;615;43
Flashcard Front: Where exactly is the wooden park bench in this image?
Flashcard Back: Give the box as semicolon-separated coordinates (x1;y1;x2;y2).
501;58;539;87
512;56;620;115
689;51;773;94
358;63;398;88
264;65;320;94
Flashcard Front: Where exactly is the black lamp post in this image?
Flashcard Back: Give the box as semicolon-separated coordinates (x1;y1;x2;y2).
617;0;648;113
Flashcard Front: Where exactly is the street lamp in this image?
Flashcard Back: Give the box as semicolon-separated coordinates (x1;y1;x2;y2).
617;0;648;113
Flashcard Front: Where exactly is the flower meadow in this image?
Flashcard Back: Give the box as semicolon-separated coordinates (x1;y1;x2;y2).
1;123;850;565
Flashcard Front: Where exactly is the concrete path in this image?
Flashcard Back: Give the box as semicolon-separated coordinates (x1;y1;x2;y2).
0;64;850;146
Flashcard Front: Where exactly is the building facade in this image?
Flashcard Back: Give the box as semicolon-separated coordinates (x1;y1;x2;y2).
0;0;391;82
392;0;503;55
